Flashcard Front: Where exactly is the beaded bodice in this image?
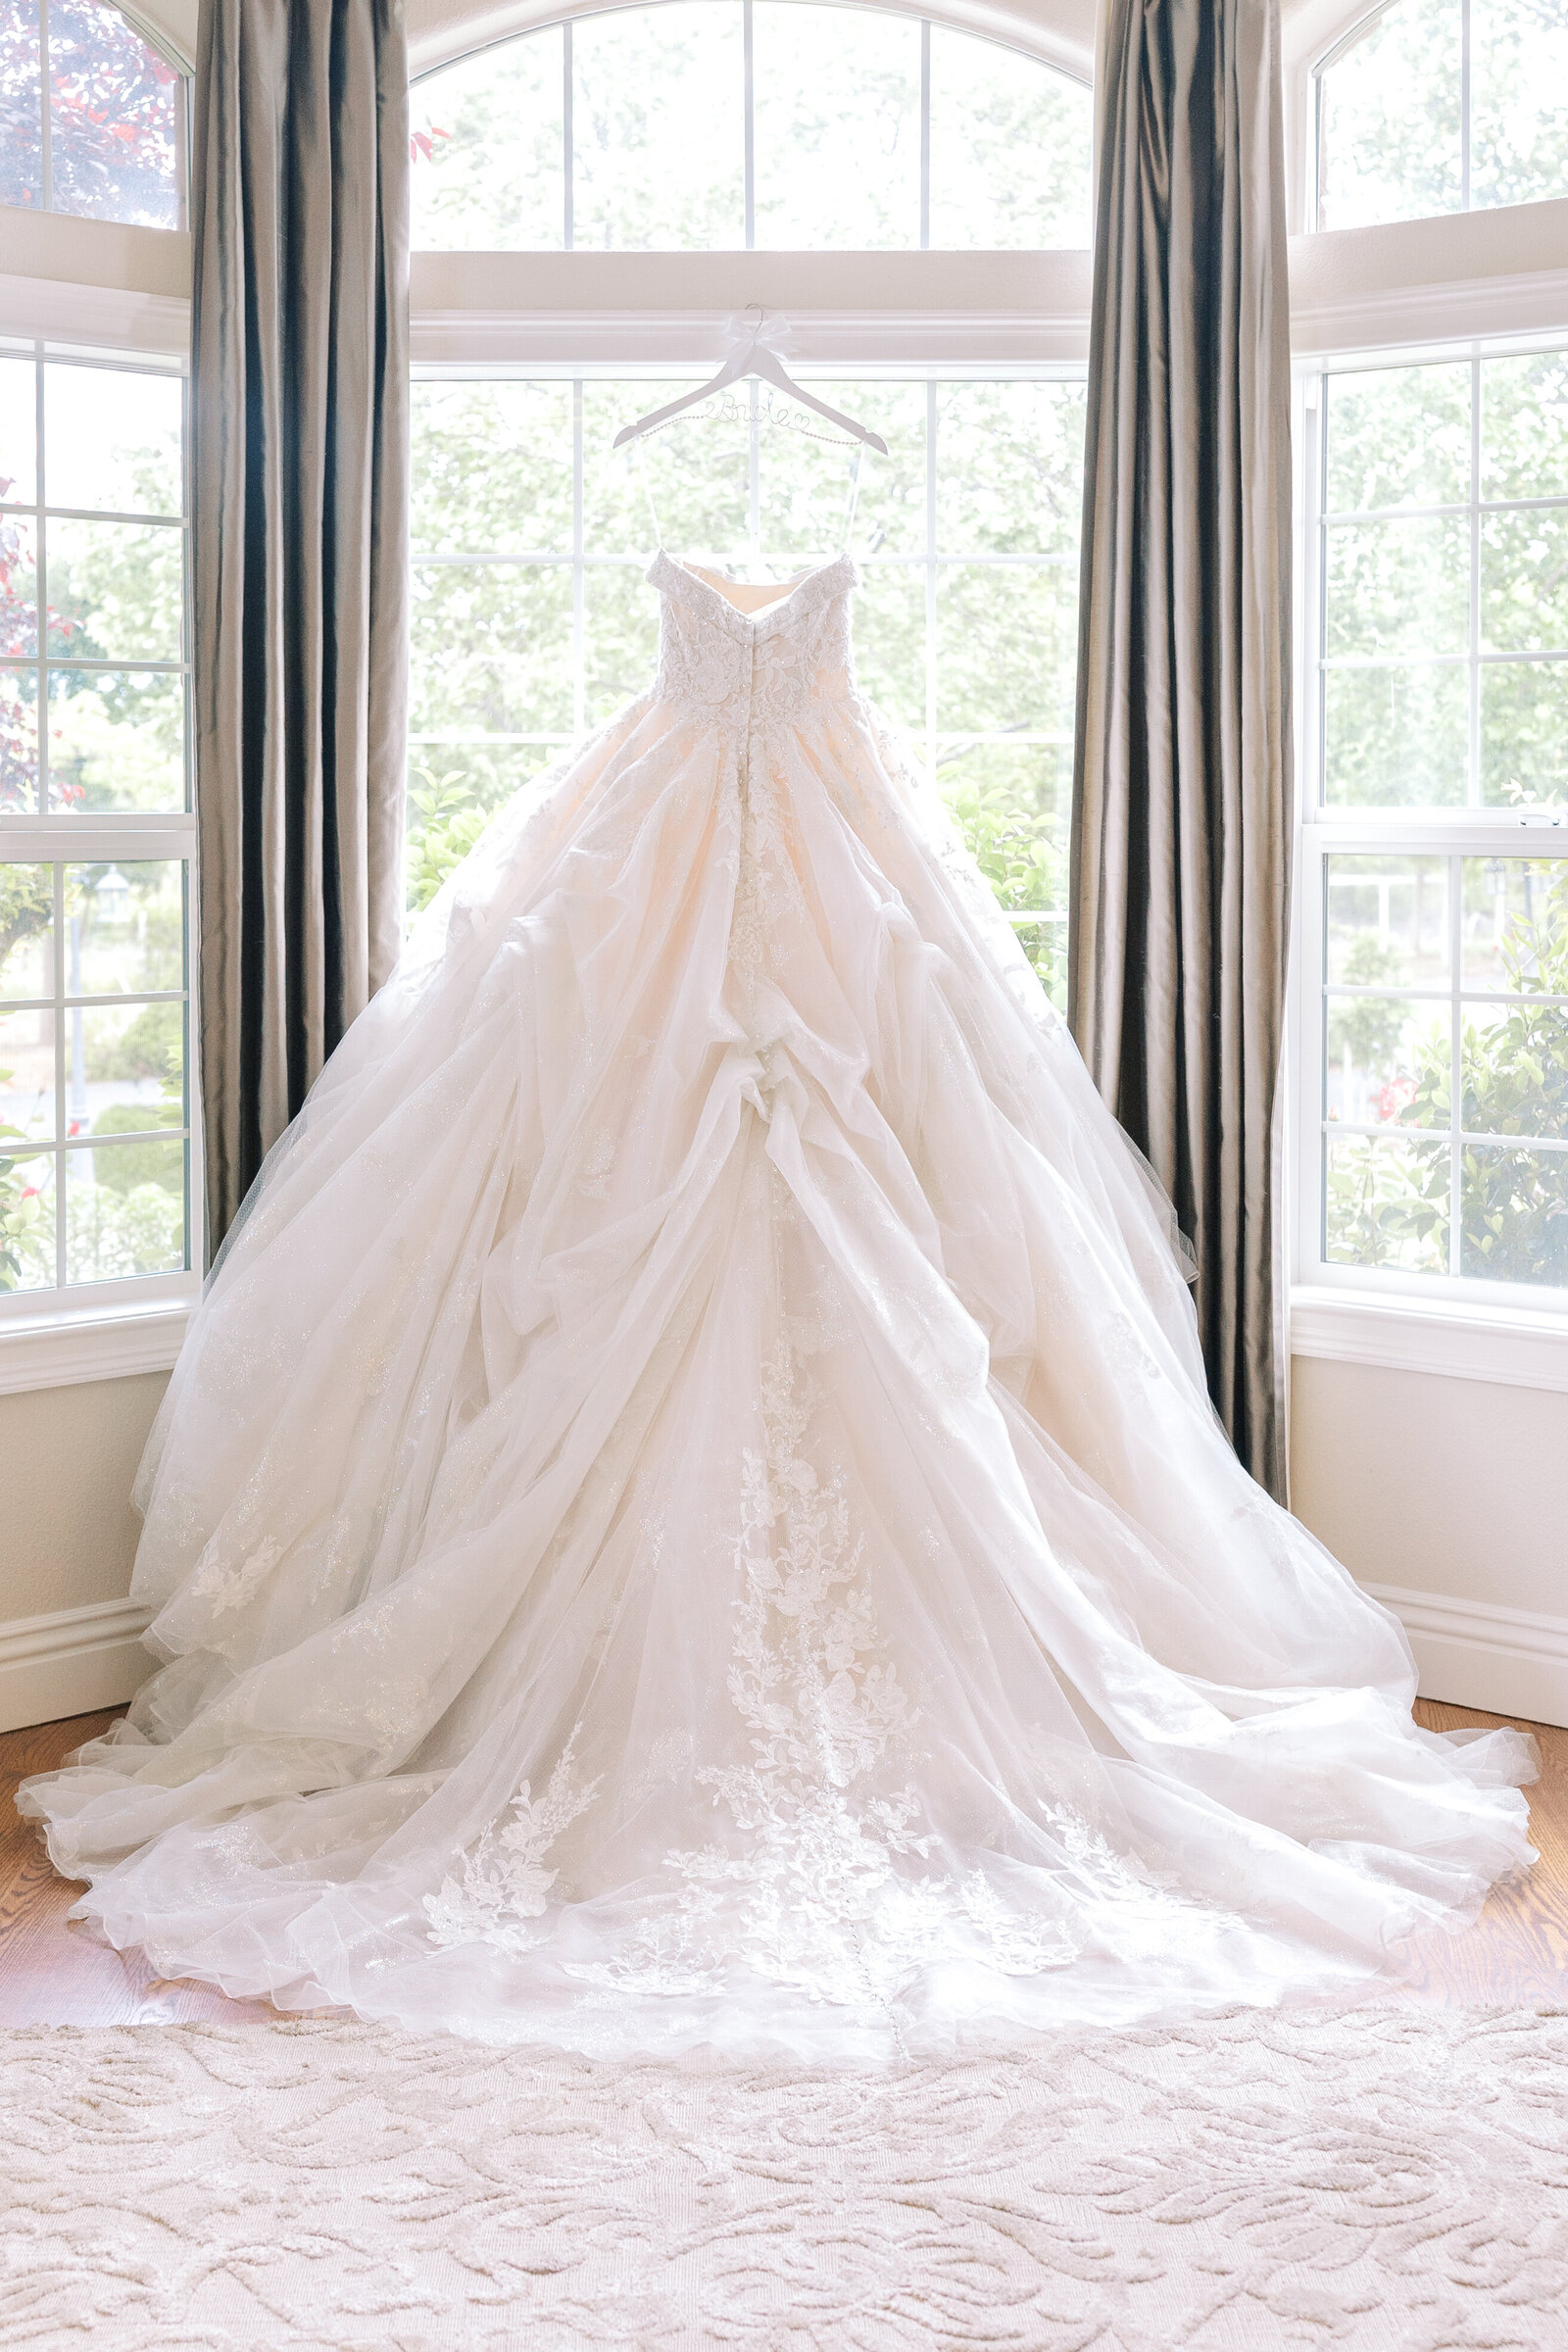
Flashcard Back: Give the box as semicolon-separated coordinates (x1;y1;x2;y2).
648;552;859;736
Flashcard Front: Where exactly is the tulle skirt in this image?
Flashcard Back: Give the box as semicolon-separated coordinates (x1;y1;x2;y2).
20;676;1537;2059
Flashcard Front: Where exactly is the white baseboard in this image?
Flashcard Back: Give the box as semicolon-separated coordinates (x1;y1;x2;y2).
0;1596;154;1737
1365;1581;1568;1731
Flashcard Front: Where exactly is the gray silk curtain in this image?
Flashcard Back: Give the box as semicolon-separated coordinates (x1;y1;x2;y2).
192;0;410;1255
1070;0;1294;1497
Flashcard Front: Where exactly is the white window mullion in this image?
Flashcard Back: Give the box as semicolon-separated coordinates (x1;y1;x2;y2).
1448;850;1463;1278
562;21;573;253
924;377;938;783
743;0;755;252
37;0;52;214
919;20;931;253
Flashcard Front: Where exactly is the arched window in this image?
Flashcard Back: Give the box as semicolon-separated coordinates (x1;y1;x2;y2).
408;4;1093;1006
1;4;193;1322
0;0;186;230
1315;0;1568;232
412;3;1093;251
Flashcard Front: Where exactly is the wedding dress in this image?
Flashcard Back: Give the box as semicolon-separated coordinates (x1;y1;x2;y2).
22;553;1536;2060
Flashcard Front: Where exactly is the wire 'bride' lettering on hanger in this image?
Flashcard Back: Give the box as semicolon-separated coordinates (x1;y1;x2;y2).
639;388;858;447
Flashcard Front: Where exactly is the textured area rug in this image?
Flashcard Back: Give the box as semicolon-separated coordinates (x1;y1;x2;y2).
3;2007;1567;2351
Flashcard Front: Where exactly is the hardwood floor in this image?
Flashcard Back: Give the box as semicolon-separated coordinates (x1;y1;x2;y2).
3;1700;1566;2028
1;1711;278;2027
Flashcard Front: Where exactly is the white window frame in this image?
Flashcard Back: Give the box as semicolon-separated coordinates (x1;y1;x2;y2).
1285;0;1568;1391
0;25;201;1392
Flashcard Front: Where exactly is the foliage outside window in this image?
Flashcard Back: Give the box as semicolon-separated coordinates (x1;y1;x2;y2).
1315;0;1568;231
0;345;192;1302
1308;346;1568;1295
0;0;184;229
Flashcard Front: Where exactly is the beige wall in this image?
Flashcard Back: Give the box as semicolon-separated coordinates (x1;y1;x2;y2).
0;1372;168;1626
1290;1357;1568;1624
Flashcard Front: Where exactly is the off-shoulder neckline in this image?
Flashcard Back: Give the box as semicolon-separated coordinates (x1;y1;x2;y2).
647;552;857;636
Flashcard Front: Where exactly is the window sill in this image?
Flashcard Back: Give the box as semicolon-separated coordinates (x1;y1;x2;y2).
1290;1287;1568;1396
0;1298;191;1397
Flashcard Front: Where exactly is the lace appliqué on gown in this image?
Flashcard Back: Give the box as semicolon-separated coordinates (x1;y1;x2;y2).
425;1730;602;1960
562;1336;1080;2014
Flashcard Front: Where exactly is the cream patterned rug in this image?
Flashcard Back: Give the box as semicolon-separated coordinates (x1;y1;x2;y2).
2;2007;1566;2350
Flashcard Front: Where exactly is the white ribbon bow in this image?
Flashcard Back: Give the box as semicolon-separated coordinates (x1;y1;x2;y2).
720;306;795;358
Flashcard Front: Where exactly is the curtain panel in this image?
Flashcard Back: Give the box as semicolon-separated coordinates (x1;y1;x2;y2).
1070;0;1294;1496
192;0;410;1255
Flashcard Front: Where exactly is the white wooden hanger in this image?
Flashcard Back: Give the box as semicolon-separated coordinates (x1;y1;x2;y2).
612;308;890;455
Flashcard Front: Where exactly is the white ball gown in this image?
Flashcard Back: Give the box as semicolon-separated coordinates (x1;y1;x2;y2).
22;553;1536;2060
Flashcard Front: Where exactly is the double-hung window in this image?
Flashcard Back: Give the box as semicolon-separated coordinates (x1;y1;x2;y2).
1290;0;1568;1362
0;2;197;1355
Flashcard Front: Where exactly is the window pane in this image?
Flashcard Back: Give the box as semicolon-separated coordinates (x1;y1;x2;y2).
584;564;659;726
0;0;43;212
1482;660;1568;808
0;355;37;505
44;517;183;662
573;3;744;250
1324;515;1469;659
1;515;38;655
927;28;1092;247
852;566;924;727
1324;1134;1450;1273
1324;364;1470;514
42;363;183;515
1326;995;1447;1129
0;1149;54;1292
937;383;1086;558
1326;854;1450;987
937;566;1076;734
406;745;560;915
46;668;185;813
758;382;924;559
1323;663;1468;807
411;28;564;250
47;0;181;230
1464;1004;1568;1139
936;739;1069;1006
753;2;920;249
411;382;573;558
1460;1148;1568;1285
1316;0;1462;231
0;666;39;811
64;1131;184;1283
1461;854;1568;988
0;1005;53;1138
1471;0;1568;213
411;563;573;736
80;1002;182;1130
0;861;53;998
69;859;183;994
1482;508;1568;654
583;381;748;558
1483;351;1568;505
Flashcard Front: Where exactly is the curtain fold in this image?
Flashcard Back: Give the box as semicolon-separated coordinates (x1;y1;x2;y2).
1070;0;1294;1497
192;0;409;1256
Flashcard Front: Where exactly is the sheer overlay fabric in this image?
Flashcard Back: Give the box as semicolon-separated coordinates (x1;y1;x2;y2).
21;556;1536;2060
